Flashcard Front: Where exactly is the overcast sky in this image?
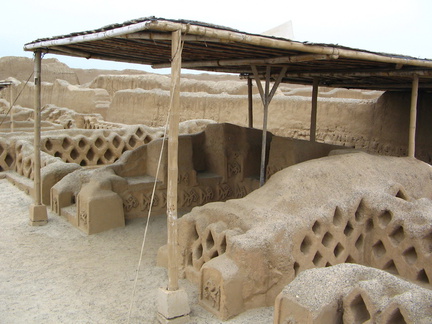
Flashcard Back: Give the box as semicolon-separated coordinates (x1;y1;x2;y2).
3;0;432;72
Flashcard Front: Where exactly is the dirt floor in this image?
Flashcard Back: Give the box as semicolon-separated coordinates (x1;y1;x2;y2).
0;178;273;323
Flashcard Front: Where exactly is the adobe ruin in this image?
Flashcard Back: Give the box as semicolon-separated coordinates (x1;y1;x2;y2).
1;16;432;323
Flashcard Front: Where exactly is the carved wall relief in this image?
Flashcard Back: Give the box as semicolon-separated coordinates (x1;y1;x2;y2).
203;278;220;311
142;193;159;211
178;172;190;185
217;183;232;201
235;185;247;199
79;210;88;226
228;160;241;178
181;188;199;207
123;194;138;211
199;187;214;205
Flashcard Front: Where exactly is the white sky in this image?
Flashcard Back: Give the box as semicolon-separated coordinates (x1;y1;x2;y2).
2;0;432;72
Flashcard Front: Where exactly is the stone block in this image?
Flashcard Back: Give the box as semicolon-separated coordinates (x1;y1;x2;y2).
157;287;190;322
29;204;48;226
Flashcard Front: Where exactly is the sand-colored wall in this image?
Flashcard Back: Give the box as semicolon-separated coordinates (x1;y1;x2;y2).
177;152;432;319
0;56;79;84
2;78;110;116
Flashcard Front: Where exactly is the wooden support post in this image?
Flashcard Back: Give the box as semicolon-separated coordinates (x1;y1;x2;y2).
167;29;181;292
310;78;319;142
408;74;419;158
260;66;271;187
10;84;14;132
157;29;190;324
248;77;253;128
251;65;287;187
29;50;47;226
34;50;42;206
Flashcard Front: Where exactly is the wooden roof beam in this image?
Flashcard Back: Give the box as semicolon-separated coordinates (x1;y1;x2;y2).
283;69;432;79
241;69;432;82
47;46;155;65
118;32;219;43
321;82;432;90
152;53;339;69
50;46;93;59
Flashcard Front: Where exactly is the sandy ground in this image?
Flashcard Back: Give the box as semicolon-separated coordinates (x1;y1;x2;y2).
0;179;273;323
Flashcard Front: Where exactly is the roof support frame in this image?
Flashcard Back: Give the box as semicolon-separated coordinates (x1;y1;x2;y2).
252;65;287;186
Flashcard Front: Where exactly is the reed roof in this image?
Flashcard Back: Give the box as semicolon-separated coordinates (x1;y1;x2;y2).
24;17;432;91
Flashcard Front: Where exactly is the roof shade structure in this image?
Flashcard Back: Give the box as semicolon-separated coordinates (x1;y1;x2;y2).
24;17;432;91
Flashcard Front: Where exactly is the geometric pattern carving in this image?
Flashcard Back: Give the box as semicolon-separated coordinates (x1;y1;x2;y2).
312;220;322;235
189;222;230;271
344;292;371;323
289;195;432;288
300;235;313;254
384;307;408;324
389;225;405;245
228;160;241;177
372;240;386;258
276;264;431;324
123;194;138;211
217;183;232;201
378;210;392;227
40;126;153;167
0;140;15;172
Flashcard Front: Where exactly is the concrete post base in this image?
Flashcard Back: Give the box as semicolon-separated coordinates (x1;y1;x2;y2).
157;287;190;324
29;204;48;226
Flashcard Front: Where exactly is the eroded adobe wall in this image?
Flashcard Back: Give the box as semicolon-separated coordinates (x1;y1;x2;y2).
176;153;432;319
0;78;110;117
102;73;431;162
0;56;79;84
274;264;432;324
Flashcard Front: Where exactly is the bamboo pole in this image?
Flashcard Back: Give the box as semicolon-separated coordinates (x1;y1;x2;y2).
10;84;14;132
408;75;419;158
310;78;319;142
247;77;253;128
152;53;338;69
259;66;271;187
167;29;182;291
34;50;42;206
283;69;432;79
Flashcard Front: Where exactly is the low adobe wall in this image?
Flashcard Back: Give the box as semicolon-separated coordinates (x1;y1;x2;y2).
274;264;432;323
175;152;432;320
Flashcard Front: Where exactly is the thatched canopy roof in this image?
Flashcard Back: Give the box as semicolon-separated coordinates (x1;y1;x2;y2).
24;17;432;91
